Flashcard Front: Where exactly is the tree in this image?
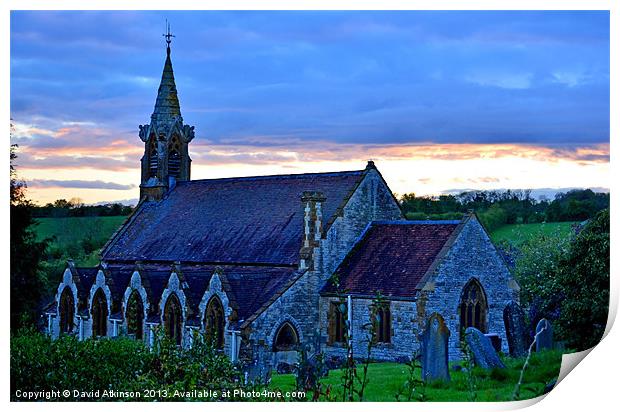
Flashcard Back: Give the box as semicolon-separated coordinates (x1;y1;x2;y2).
513;226;571;331
513;210;610;350
10;144;48;330
556;209;609;350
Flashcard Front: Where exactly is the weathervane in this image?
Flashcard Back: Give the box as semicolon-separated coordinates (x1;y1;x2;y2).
163;19;175;49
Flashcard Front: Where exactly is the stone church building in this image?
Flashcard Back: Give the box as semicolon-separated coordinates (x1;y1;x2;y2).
45;41;519;371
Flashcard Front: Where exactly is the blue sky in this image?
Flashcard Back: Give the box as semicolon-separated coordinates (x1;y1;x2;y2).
10;11;610;204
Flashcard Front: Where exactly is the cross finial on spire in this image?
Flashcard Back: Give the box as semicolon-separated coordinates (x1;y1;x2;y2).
163;19;175;51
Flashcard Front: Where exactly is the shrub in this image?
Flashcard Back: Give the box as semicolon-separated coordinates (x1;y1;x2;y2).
555;209;609;350
10;329;241;401
478;204;507;232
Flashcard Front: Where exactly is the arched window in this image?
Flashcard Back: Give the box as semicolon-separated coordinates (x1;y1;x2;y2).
373;304;391;343
273;322;299;351
204;297;225;349
126;291;144;340
328;302;346;344
91;289;108;337
164;294;183;345
459;279;488;333
148;135;158;177
168;135;181;178
59;287;75;334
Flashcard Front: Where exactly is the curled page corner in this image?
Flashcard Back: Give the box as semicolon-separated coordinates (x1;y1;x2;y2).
556;348;594;385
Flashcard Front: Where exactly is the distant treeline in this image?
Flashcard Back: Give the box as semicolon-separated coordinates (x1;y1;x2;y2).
400;189;609;231
31;198;134;218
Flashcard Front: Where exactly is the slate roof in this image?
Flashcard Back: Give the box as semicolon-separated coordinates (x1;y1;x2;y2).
224;267;301;322
102;169;367;265
321;220;463;299
74;267;98;301
151;46;181;123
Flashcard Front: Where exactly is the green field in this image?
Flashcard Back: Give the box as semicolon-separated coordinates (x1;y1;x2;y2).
34;216;127;271
270;350;562;401
489;221;577;245
34;216;127;247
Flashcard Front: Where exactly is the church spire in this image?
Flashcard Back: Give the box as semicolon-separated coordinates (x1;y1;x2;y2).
152;21;180;124
138;23;195;202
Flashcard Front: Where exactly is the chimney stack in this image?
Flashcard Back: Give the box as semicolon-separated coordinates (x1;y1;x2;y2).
299;191;327;271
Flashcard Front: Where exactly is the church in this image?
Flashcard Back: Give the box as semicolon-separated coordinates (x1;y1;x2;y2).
45;38;519;372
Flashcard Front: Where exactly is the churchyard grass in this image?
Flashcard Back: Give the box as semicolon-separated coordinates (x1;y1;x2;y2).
269;350;563;401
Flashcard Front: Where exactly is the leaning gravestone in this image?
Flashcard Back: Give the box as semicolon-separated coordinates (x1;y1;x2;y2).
421;313;450;382
535;318;553;352
464;327;505;369
503;301;527;357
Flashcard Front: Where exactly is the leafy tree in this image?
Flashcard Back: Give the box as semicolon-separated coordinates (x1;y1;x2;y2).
555;209;609;350
512;227;572;333
513;210;609;350
478;204;508;232
545;189;609;222
10;144;48;330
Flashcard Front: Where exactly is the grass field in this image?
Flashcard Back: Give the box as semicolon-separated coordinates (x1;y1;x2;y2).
34;216;127;267
489;221;577;245
270;350;563;402
34;216;127;246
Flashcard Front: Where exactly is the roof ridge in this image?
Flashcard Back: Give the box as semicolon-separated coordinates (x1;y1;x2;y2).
371;220;461;225
178;169;366;184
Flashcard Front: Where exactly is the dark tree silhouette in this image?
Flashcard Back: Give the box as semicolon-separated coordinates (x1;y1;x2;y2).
11;143;48;330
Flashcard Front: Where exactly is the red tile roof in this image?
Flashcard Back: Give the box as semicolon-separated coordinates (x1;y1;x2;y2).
321;221;462;298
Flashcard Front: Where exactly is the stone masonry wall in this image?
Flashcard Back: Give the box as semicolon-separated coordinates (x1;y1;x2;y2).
418;217;520;361
242;270;315;369
243;167;402;368
319;297;418;362
317;217;519;363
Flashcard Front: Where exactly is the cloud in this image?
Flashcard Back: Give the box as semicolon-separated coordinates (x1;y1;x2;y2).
189;141;609;167
551;70;589;88
28;179;136;190
464;72;533;89
14;151;137;171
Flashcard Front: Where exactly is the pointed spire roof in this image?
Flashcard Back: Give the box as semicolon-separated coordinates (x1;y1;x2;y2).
151;44;181;123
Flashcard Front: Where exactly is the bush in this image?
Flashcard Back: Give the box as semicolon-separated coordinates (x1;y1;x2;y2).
555;209;609;350
405;212;428;220
478;204;508;232
10;329;242;401
513;226;571;332
513;210;609;350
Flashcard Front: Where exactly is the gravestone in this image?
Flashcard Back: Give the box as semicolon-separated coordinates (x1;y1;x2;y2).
535;318;553;352
421;313;451;382
503;301;527;357
484;333;502;353
464;327;505;369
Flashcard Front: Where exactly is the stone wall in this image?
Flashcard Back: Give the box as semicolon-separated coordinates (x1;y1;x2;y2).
319;296;419;362
242;168;403;369
241;270;314;369
417;216;520;360
317;217;519;363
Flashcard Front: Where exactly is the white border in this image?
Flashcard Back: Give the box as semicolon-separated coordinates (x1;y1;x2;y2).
3;2;617;411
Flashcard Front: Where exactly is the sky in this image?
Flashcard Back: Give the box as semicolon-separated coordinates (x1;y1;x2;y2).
10;10;610;205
